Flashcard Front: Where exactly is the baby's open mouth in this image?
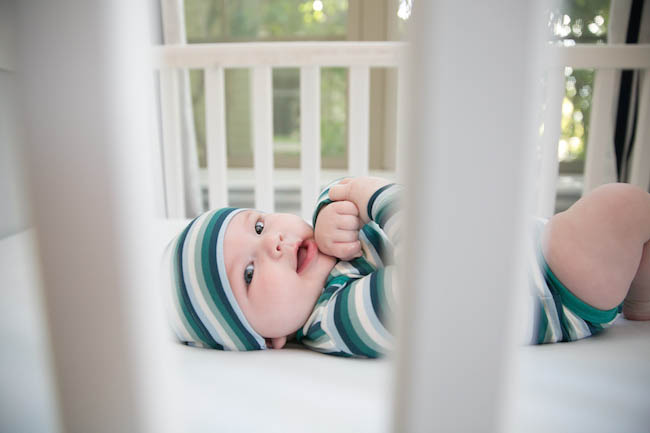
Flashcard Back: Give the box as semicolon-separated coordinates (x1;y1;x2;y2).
296;239;316;274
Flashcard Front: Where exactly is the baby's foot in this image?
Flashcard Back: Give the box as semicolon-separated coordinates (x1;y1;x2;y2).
623;299;650;321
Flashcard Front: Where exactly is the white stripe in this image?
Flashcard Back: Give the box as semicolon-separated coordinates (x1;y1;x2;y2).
354;278;392;350
562;307;591;340
333;260;363;277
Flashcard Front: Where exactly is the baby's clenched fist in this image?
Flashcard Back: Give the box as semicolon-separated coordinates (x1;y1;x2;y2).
314;200;363;261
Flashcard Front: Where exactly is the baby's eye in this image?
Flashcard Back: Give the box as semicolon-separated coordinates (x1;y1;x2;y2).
255;220;264;235
244;264;254;285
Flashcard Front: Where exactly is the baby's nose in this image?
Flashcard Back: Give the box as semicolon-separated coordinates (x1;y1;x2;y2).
265;232;284;257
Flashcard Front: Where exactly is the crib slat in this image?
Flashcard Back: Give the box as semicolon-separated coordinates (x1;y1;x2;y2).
300;66;321;222
537;68;565;218
205;67;228;209
348;66;370;176
628;69;650;189
159;68;186;218
251;66;274;212
395;66;409;183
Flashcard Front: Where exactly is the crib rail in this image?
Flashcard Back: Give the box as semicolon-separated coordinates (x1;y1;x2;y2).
152;41;405;68
153;42;650;220
153;42;407;220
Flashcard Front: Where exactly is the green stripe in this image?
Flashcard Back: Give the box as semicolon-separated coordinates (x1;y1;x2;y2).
537;306;548;344
334;282;378;357
543;260;619;324
349;255;376;276
312;198;333;228
362;224;385;263
345;280;383;354
190;212;235;347
202;210;259;350
170;238;203;344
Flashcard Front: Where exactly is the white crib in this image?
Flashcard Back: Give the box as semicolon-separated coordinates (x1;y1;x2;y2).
152;42;650;220
3;1;650;433
152;41;408;221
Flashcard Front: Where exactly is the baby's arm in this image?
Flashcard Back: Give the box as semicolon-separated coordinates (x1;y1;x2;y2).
300;178;404;357
298;265;398;357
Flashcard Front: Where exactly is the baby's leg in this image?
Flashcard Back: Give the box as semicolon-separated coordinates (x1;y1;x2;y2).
541;183;650;318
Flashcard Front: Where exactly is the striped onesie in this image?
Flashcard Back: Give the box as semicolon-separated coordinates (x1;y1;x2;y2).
296;181;401;357
296;181;620;358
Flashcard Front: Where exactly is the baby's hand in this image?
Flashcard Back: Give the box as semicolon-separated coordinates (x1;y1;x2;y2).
314;200;363;261
328;177;392;224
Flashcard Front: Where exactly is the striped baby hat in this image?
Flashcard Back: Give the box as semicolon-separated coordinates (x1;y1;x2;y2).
162;207;267;350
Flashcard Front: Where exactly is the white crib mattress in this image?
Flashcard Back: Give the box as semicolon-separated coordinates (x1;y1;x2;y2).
1;223;649;433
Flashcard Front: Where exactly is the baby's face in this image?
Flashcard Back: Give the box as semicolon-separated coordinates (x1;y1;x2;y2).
224;210;336;341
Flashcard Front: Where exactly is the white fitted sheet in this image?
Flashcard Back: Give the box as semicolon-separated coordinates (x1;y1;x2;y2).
1;223;648;433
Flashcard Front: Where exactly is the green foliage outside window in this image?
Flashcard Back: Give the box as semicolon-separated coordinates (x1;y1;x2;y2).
184;0;349;168
186;0;347;41
184;0;612;168
547;0;610;164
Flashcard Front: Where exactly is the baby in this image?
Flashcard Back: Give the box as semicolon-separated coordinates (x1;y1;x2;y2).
162;177;650;357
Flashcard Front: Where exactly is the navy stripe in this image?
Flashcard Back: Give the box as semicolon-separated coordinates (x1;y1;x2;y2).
536;300;548;344
367;183;395;221
362;224;385;263
349;253;376;275
369;271;387;329
375;203;397;228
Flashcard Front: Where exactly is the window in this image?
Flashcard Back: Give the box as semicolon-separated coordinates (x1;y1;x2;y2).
547;0;610;174
184;0;349;169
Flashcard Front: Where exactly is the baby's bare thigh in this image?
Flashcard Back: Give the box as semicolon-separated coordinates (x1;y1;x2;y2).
541;183;650;310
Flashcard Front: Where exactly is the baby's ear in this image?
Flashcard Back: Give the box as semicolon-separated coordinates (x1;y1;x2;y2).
270;336;287;349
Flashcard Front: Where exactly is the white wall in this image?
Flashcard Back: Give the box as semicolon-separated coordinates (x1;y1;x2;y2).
0;0;31;239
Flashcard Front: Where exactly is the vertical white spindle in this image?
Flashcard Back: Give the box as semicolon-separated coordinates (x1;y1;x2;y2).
205;67;228;208
19;1;174;432
394;1;540;432
395;65;410;183
537;68;565;218
151;74;167;218
251;66;274;212
628;69;650;189
159;68;186;218
348;66;370;176
300;66;321;222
